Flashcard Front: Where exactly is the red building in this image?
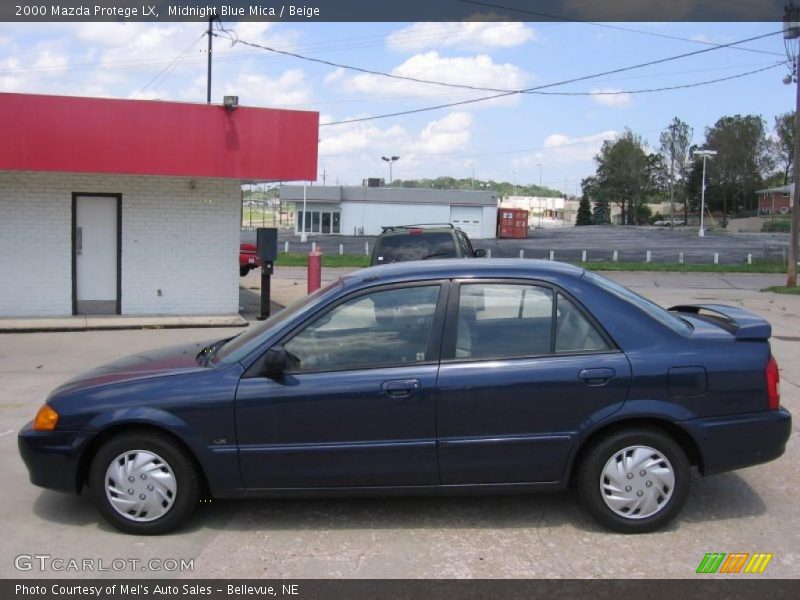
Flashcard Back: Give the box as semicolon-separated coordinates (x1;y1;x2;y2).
756;185;793;215
0;92;318;318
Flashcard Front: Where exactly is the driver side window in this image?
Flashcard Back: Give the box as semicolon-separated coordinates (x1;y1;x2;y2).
283;285;441;372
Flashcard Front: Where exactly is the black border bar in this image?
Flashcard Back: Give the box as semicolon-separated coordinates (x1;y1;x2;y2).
1;0;788;23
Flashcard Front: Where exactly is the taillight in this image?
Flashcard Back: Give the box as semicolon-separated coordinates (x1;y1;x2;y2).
766;355;780;410
409;228;423;235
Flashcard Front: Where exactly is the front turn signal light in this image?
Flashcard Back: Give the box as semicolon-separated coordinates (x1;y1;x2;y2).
33;404;59;431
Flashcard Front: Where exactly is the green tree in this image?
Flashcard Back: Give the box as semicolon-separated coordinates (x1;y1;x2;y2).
774;111;795;185
704;114;774;224
576;195;593;225
589;129;653;225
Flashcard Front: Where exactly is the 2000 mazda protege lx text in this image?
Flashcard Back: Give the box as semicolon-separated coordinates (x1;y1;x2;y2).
18;260;791;534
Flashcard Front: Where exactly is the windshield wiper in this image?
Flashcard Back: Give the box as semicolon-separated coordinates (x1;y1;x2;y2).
421;251;450;260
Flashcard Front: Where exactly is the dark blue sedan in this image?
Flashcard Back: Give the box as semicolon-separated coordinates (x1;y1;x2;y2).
19;260;791;534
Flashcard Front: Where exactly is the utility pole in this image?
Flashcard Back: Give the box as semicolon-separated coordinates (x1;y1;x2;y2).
206;15;214;104
669;122;676;228
785;4;800;286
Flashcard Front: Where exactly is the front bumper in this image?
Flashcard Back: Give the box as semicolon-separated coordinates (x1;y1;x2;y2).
18;421;94;494
684;408;792;475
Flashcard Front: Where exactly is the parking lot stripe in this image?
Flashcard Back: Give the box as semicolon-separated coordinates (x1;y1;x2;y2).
0;430;14;438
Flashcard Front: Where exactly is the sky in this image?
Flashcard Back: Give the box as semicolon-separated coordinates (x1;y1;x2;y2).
0;20;793;194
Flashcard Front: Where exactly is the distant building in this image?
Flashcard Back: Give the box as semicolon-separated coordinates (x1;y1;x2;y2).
280;185;499;239
501;196;567;228
756;185;793;215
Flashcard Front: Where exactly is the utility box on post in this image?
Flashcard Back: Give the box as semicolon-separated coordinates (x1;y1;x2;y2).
256;227;278;320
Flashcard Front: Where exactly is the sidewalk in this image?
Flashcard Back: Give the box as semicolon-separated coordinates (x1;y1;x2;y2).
0;314;248;333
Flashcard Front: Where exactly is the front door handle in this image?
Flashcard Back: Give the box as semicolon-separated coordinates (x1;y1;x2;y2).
381;379;421;398
76;227;83;255
578;368;615;386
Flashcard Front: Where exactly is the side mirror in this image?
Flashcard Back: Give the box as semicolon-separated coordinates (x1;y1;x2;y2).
262;345;287;377
474;248;487;258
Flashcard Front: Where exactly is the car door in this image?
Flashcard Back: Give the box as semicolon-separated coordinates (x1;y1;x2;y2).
235;282;448;489
436;280;632;484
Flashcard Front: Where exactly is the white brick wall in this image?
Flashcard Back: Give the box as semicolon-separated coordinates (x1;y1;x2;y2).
0;171;241;317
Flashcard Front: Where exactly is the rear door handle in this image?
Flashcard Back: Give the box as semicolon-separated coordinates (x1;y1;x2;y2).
381;379;421;398
578;368;615;386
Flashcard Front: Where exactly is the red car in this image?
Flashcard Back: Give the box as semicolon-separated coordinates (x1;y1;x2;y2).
240;243;262;276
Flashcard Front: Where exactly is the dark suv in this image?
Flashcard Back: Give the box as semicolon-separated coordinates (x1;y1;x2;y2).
371;224;485;266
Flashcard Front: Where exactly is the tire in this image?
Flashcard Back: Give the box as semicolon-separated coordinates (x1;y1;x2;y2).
577;428;690;533
240;266;250;277
88;430;200;535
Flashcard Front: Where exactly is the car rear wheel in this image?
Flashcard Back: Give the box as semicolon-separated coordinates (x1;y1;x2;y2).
577;428;690;533
89;431;200;534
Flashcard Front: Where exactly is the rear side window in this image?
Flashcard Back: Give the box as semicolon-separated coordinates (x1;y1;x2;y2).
374;232;457;263
453;283;612;360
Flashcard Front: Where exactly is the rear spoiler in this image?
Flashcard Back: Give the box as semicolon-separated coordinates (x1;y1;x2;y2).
668;304;771;340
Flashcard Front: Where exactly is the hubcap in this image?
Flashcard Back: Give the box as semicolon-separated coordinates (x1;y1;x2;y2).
105;450;177;522
599;445;675;520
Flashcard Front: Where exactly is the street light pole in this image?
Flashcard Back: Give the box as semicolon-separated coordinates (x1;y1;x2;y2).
693;150;717;237
470;163;475;190
381;155;399;185
784;3;800;286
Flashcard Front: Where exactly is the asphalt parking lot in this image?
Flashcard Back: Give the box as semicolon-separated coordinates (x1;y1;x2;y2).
242;226;792;265
0;271;798;579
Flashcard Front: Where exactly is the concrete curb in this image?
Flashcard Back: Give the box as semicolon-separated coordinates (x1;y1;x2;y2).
0;314;249;334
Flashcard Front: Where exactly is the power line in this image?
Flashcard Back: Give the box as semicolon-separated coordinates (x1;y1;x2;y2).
216;28;782;99
133;32;206;98
459;0;785;57
534;61;785;96
318;29;784;126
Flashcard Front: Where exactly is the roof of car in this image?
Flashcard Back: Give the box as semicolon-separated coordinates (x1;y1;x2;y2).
343;258;586;287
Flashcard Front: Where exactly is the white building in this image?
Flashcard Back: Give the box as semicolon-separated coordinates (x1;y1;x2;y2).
281;185;499;239
0;92;318;318
502;196;570;228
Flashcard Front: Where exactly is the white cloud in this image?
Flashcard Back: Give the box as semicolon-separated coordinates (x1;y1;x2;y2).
338;52;529;107
408;112;473;156
222;69;312;108
387;21;536;52
319;111;474;182
589;88;632;107
319;118;409;157
513;130;618;168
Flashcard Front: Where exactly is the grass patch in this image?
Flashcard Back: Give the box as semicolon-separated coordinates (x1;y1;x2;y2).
761;285;800;294
274;253;787;272
275;253;371;268
576;260;786;273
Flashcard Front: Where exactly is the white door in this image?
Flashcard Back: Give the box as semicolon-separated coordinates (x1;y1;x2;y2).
450;206;483;239
75;195;119;314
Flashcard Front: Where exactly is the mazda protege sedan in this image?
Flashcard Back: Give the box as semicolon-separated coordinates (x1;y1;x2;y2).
19;260;791;534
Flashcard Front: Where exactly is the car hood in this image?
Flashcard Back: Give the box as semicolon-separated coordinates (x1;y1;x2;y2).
51;339;219;397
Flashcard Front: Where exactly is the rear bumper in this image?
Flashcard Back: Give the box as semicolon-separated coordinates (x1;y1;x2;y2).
18;421;93;494
684;408;792;475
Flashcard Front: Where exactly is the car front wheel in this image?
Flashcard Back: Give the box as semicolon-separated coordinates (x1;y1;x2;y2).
89;431;200;534
577;428;690;533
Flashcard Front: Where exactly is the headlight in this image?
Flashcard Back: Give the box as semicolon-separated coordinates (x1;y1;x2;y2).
33;404;59;431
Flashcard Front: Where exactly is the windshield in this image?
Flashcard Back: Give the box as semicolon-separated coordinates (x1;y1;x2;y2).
373;232;457;263
214;279;343;364
583;271;691;336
